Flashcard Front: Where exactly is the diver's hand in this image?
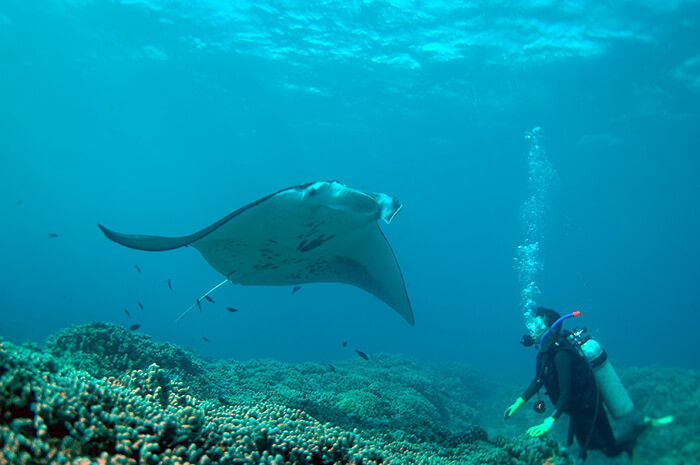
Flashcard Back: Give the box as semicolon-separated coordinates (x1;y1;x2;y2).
504;397;525;420
527;417;555;437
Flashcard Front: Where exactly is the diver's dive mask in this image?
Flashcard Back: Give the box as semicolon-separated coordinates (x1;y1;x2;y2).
522;314;547;347
527;315;548;340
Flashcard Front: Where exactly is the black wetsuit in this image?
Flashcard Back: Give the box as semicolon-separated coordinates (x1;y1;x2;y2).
520;333;640;458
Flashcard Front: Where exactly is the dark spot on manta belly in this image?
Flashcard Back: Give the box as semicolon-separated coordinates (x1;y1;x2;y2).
297;234;336;253
254;262;278;270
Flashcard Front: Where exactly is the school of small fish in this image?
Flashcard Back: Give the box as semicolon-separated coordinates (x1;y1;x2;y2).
115;265;371;363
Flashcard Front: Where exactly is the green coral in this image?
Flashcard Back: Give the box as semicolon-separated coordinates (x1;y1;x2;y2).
5;322;692;465
45;322;213;398
204;352;483;444
0;324;576;465
46;322;203;377
335;389;382;418
2;338;376;464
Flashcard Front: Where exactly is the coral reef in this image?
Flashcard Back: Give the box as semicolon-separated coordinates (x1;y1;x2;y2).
46;323;211;398
205;354;485;443
0;323;573;464
39;324;525;445
1;339;387;464
6;322;694;465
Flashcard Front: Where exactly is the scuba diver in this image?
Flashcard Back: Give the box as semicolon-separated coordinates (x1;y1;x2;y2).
504;306;673;463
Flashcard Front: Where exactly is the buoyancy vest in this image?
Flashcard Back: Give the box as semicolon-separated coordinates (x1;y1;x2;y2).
535;333;597;413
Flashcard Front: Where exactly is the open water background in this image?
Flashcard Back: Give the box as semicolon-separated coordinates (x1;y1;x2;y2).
1;0;699;379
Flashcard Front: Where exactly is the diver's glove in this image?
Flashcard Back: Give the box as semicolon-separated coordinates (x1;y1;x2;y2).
527;416;555;437
504;397;525;420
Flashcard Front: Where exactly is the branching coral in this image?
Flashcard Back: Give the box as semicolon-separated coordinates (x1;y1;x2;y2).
1;326;575;465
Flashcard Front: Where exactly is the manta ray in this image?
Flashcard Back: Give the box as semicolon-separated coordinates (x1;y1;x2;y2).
98;181;414;325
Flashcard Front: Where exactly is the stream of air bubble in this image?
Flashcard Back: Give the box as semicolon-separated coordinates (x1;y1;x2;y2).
515;127;558;321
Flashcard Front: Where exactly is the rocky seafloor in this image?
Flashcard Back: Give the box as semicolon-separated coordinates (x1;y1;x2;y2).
1;322;697;465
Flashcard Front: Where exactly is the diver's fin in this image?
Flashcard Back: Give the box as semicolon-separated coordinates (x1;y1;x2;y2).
628;415;675;465
630;447;641;465
645;415;674;428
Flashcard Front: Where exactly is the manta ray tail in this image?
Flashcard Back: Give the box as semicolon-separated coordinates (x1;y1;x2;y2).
173;279;229;323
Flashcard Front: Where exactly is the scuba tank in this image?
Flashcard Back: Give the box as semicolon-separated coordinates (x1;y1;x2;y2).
568;326;634;419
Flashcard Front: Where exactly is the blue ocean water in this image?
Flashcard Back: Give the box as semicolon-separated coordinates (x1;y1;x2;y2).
1;0;698;378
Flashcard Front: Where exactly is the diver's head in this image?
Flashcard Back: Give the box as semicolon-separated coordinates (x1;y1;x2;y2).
525;307;561;340
534;307;561;327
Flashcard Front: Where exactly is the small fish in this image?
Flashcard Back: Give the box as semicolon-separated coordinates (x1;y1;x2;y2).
202;336;210;343
218;397;231;406
129;324;141;331
342;341;347;348
355;349;369;360
124;309;131;318
204;295;215;303
48;233;58;238
328;364;336;373
137;302;144;310
291;286;302;295
225;306;239;313
16;200;22;205
167;279;172;291
196;299;202;312
134;264;141;273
